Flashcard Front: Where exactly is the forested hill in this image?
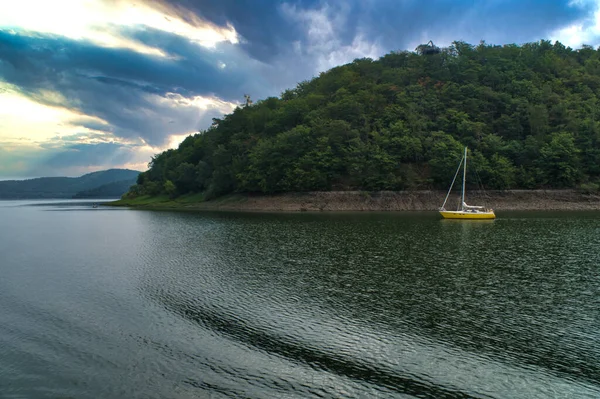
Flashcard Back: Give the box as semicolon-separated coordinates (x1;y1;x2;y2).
0;169;140;199
71;178;139;199
127;40;600;200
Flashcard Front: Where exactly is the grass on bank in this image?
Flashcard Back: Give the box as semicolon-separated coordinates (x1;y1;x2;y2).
107;193;247;208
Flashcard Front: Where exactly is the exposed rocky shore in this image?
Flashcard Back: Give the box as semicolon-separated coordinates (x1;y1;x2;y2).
109;190;600;212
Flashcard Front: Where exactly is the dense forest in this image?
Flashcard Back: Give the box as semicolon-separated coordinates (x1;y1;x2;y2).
126;40;600;200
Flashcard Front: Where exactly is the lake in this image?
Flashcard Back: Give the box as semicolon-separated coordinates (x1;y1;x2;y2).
1;200;599;399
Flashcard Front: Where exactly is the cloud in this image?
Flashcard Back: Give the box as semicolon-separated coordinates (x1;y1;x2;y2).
68;118;114;133
0;29;255;100
42;142;137;168
549;1;600;47
144;0;321;61
150;0;597;57
0;29;244;146
0;0;239;55
0;85;91;143
280;2;383;73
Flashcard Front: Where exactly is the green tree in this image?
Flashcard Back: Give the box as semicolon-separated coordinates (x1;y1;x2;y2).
484;154;517;189
427;132;464;186
538;132;581;187
164;180;177;198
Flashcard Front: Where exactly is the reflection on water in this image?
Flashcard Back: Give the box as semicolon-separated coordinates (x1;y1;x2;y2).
1;202;599;398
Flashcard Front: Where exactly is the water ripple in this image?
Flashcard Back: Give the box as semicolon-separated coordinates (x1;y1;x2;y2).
1;204;600;398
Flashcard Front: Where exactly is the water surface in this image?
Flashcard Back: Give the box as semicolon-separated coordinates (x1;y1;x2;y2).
1;200;599;398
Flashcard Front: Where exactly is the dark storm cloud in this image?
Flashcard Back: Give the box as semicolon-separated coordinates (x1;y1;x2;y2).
147;0;596;57
0;29;267;102
0;29;258;145
144;0;323;61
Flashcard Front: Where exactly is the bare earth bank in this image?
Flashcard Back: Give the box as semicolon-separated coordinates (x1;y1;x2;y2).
109;190;600;212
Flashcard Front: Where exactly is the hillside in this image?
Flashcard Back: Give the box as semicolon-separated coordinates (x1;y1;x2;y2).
0;169;140;199
72;178;137;199
125;40;600;201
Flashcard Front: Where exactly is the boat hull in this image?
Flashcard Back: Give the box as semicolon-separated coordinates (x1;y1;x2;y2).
439;211;496;219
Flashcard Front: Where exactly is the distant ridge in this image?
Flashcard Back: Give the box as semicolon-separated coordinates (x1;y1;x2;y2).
72;178;139;199
0;169;140;199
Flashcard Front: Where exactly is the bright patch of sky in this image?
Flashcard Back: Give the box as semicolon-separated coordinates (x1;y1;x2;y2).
0;0;238;55
550;2;600;46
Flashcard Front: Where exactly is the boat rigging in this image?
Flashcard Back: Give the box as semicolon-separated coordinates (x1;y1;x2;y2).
439;147;496;219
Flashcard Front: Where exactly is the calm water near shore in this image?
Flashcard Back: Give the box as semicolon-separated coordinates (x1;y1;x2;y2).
1;200;599;398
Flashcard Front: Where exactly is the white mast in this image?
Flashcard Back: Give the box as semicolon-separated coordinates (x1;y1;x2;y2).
440;153;464;210
461;146;467;210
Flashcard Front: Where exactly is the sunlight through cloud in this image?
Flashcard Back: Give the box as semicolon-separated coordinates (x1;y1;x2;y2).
0;87;95;143
0;0;239;56
550;0;600;47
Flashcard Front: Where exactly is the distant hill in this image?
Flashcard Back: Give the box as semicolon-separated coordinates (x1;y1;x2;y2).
72;178;137;199
0;169;141;199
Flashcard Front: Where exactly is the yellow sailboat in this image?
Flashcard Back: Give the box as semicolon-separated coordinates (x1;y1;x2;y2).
439;147;495;219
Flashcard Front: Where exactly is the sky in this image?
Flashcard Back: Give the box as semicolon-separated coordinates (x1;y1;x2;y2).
1;0;600;179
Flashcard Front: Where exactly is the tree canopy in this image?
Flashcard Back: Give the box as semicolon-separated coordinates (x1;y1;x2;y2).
126;40;600;200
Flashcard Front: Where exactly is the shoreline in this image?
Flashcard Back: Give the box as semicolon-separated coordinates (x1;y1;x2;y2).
106;190;600;212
